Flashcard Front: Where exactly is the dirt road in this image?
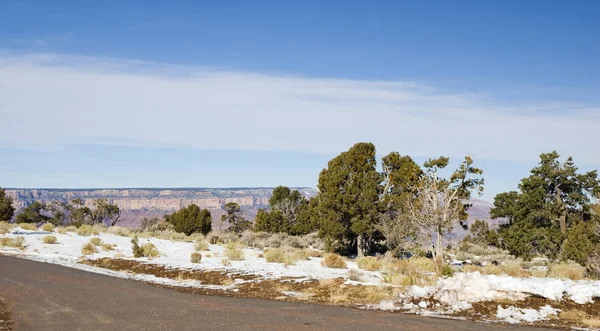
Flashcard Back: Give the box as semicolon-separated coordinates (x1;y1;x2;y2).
0;255;552;330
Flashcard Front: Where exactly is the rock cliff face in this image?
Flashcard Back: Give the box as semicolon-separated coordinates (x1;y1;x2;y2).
6;188;317;228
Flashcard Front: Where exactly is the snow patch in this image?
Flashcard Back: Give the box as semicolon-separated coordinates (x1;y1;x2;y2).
496;305;559;324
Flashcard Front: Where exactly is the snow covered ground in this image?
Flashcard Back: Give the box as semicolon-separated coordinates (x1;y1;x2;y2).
2;226;600;326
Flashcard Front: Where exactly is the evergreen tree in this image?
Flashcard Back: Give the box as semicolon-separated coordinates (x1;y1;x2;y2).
16;201;50;224
253;209;286;233
491;151;600;260
314;142;382;256
165;204;212;235
222;202;251;233
0;187;15;222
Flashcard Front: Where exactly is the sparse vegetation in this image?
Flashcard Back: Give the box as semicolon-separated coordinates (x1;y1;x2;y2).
356;256;381;271
81;242;98;255
224;242;244;261
18;223;37;231
107;226;132;237
77;224;93;236
321;253;347;269
55;226;67;234
131;236;160;258
101;243;114;251
548;261;586;280
190;252;202;263
0;236;25;249
194;240;209;251
42;235;57;244
89;237;102;246
41;223;54;232
65;225;77;232
0;221;13;234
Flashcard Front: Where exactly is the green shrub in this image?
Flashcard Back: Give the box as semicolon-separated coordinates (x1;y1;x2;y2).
356;256;381;271
41;223;54;232
81;242;98;255
131;236;143;257
89;237;102;246
42;235;57;244
190;252;202;263
77;224;93;236
321;253;347;269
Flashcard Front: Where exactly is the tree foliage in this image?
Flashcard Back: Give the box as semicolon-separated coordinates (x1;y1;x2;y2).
253;186;312;235
491;151;600;260
222;202;251;233
165;204;212;235
0;187;15;222
313;142;382;256
16;201;50;224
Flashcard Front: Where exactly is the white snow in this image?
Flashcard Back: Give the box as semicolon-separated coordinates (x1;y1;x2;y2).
496;305;559;324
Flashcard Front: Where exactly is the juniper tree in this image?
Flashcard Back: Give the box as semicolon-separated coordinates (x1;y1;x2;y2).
0;187;15;222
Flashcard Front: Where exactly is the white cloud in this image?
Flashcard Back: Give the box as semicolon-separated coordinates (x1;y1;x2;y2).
1;53;599;164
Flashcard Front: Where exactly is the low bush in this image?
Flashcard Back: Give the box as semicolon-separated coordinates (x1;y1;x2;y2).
101;243;115;251
548;261;586;280
356;256;381;271
321;253;347;269
19;223;37;231
55;226;67;234
0;221;13;234
190;252;202;263
81;242;98;255
77;225;93;236
194;240;209;251
41;223;54;232
224;242;244;261
142;243;160;258
89;237;102;246
107;226;132;237
42;235;57;244
0;236;25;249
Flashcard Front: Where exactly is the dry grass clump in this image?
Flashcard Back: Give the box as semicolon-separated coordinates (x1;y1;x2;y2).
263;247;309;266
92;224;107;235
221;258;231;266
321;253;347;269
141;243;160;258
77;225;93;236
151;229;187;241
81;242;98;255
55;226;66;234
547;261;586;280
190;252;202;263
326;283;394;305
462;261;531;278
65;225;77;232
0;236;25;249
89;237;102;246
42;235;57;244
224;242;245;261
238;231;324;250
18;223;37;231
356;256;381;271
41;223;54;232
348;269;362;281
379;256;437;286
107;226;132;237
0;221;14;234
559;309;600;328
101;243;115;251
194;240;209;251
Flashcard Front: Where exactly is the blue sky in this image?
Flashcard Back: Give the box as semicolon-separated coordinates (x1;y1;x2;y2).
1;1;599;200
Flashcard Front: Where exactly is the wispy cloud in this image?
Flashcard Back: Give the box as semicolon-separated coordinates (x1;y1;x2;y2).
1;53;599;164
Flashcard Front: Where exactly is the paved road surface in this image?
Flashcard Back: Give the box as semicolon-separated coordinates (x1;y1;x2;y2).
0;255;551;331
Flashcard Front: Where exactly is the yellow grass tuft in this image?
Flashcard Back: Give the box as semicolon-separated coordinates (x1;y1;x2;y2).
42;235;57;244
81;242;98;255
321;253;347;269
190;252;202;263
141;242;160;258
548;261;586;280
356;256;381;271
101;243;114;251
0;221;14;234
0;236;25;249
19;223;37;231
55;226;67;234
41;223;54;232
194;240;209;251
65;225;77;232
89;237;102;246
77;225;93;236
